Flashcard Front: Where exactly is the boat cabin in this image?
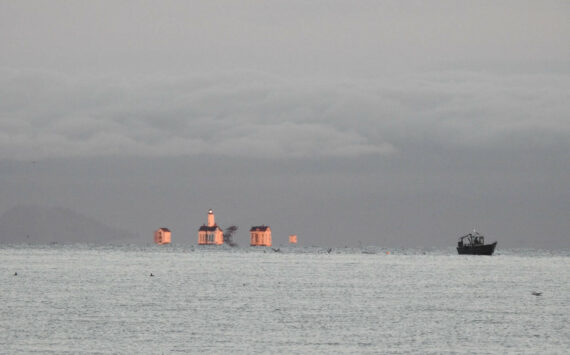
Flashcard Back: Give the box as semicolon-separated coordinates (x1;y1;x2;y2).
458;232;486;247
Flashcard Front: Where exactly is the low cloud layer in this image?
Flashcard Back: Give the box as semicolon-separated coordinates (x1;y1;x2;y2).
1;68;569;160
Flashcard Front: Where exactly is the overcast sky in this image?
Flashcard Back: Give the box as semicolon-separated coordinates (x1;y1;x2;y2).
1;1;569;248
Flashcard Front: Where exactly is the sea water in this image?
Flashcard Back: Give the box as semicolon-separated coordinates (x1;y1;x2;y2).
1;245;568;354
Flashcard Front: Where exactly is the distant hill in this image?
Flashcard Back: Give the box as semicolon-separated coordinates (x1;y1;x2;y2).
0;205;137;244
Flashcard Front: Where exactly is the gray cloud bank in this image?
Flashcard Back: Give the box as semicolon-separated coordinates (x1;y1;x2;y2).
1;68;569;249
1;68;568;161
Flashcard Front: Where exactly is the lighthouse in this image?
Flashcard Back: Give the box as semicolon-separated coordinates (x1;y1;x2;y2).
207;209;215;227
198;209;224;245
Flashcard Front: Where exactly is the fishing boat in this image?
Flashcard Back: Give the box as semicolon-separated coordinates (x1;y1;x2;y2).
457;231;497;255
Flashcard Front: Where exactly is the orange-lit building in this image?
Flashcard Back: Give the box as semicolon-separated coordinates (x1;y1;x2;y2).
198;209;223;245
154;227;171;245
250;225;272;247
289;234;297;244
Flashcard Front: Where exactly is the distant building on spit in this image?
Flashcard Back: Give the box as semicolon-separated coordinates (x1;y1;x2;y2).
198;209;223;245
154;228;171;245
289;234;297;244
250;225;272;247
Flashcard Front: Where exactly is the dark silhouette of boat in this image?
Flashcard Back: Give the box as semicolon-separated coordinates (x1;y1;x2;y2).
457;231;497;255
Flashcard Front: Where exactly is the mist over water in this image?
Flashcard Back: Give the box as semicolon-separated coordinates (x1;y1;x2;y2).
1;245;569;354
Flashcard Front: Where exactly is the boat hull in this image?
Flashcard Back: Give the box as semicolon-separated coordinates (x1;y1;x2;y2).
457;242;497;255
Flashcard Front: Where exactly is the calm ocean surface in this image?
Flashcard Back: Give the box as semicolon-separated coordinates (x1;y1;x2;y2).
1;245;569;354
